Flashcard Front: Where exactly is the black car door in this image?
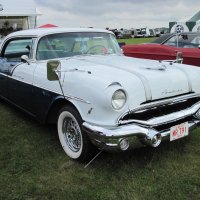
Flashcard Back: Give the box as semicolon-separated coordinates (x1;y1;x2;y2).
0;58;9;99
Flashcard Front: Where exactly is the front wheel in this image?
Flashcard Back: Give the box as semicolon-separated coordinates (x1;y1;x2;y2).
57;105;96;162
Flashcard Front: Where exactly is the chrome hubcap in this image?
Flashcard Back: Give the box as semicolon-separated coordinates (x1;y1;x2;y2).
62;117;81;152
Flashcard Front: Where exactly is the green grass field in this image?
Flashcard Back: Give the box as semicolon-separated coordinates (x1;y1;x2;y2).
118;37;155;44
0;38;200;200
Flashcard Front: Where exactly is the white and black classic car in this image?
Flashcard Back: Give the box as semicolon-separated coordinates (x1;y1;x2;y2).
0;28;200;162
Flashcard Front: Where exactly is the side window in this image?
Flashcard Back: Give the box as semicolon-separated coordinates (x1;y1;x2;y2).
164;34;200;48
0;38;33;75
3;38;33;62
164;35;177;47
191;36;200;45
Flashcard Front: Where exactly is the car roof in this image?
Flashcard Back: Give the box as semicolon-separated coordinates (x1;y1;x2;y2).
6;28;113;38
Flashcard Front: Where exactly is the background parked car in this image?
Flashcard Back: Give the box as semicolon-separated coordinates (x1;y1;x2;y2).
135;28;144;38
141;27;155;37
122;32;200;66
117;29;132;39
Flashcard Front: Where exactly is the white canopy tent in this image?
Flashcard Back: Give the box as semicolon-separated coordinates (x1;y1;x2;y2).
0;0;39;37
169;10;200;33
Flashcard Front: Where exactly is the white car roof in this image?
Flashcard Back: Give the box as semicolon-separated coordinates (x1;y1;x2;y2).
6;28;113;38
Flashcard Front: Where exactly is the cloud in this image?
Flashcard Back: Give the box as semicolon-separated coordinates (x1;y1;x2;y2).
34;0;200;28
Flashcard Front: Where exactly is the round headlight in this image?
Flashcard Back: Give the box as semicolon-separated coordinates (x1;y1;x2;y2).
111;89;127;110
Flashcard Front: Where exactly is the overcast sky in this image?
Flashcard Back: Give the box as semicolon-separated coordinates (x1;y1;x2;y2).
34;0;200;29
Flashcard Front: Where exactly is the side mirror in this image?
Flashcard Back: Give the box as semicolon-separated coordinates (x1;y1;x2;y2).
47;60;61;81
21;55;30;65
198;45;200;49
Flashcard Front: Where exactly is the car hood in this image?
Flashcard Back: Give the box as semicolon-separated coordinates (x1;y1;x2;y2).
60;55;199;107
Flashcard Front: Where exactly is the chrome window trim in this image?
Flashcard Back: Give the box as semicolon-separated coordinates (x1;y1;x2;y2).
0;36;38;60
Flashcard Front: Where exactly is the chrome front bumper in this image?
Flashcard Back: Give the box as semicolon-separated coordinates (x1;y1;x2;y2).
83;95;200;151
83;120;200;151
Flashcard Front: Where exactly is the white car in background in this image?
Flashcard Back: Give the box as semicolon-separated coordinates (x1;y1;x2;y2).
0;28;200;162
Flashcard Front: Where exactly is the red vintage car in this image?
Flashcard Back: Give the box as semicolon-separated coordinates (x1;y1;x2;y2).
122;32;200;67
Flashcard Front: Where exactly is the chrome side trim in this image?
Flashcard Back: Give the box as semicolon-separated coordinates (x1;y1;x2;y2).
0;72;91;104
64;95;91;104
0;72;8;77
33;84;91;104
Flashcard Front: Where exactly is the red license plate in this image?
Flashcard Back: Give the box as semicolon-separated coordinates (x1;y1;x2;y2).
170;122;189;141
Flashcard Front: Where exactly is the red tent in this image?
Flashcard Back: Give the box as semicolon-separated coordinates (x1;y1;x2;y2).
38;24;58;28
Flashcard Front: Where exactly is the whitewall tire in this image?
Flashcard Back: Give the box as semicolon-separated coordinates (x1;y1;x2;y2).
57;105;96;162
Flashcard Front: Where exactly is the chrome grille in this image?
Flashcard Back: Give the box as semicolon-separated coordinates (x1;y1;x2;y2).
120;96;200;126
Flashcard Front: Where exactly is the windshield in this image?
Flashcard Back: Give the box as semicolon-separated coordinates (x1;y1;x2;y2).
36;32;121;60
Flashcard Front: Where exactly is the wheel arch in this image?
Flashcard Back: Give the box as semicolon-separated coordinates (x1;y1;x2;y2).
45;97;80;124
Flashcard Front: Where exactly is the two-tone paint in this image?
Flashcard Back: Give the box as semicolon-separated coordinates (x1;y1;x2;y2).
0;28;200;155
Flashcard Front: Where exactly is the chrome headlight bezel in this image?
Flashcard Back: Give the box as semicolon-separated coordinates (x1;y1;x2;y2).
111;89;127;110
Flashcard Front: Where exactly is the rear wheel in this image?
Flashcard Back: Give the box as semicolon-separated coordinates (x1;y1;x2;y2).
57;105;96;162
